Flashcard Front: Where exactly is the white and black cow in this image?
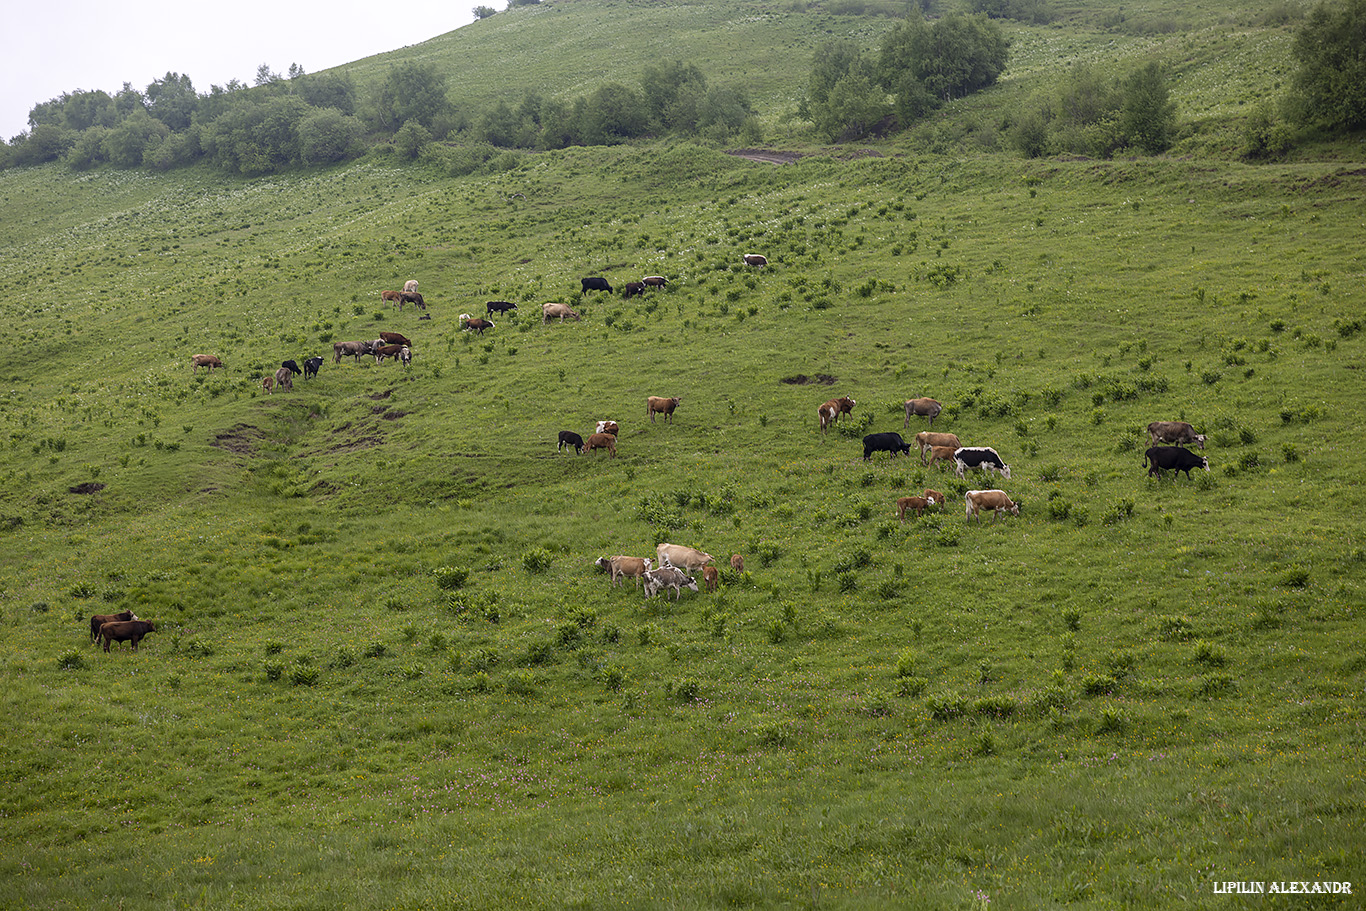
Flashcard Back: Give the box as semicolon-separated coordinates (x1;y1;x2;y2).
303;356;323;379
1144;446;1209;479
558;431;585;454
954;446;1011;480
862;432;913;460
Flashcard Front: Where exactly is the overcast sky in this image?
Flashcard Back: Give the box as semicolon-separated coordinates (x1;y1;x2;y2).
3;1;480;143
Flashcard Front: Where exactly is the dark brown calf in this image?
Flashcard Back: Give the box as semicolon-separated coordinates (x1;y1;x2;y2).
89;610;135;643
101;620;157;652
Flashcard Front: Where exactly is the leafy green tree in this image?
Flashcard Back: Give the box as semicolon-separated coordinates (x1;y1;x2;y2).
63;90;119;131
1119;61;1177;153
698;84;758;140
145;72;198;131
12;123;74;165
393;119;433;159
876;13;1008;127
642;61;708;132
373;62;450;131
473;5;497;18
297;72;358;115
1290;0;1366;131
815;73;891;141
298;108;365;164
144;127;202;171
65;126;110;170
804;39;867;117
104;111;170;167
200;95;310;174
578;83;649;145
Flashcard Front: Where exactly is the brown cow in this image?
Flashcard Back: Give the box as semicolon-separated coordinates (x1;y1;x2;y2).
702;565;719;593
642;276;668;288
595;555;653;588
398;291;425;310
743;253;768;267
584;432;617;457
262;375;274;394
915;432;961;463
191;354;222;373
378;331;412;347
926;445;959;469
904;397;943;428
595;420;619;437
89;610;135;643
965;489;1021;524
818;396;856;436
273;366;294;391
730;554;745;575
374;344;405;363
647;396;681;423
101;619;157;652
923;488;945;509
896;495;935;522
381;290;402;307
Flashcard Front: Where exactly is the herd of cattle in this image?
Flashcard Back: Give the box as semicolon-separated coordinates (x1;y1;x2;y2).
167;256;1219;629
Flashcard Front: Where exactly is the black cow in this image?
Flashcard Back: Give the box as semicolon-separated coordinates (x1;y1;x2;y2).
303;356;323;379
623;281;646;299
487;301;518;315
863;432;913;460
954;447;1012;480
558;431;585;454
1144;446;1210;479
281;359;301;376
398;291;426;310
581;277;613;294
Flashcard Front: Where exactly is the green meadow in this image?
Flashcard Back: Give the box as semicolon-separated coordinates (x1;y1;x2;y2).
2;1;1364;909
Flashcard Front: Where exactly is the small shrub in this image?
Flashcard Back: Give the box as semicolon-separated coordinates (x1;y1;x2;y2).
364;641;390;659
505;670;538;696
672;678;700;702
522;548;553;574
1158;615;1194;641
57;650;86;671
861;690;895;717
264;661;284;681
1081;674;1116;696
1196;673;1235;697
1192;640;1227;667
898;676;928;697
1096;706;1126;734
289;663;319;686
1062;608;1081;631
926;692;966;721
432;566;470;590
1279;564;1310;588
971;695;1016;718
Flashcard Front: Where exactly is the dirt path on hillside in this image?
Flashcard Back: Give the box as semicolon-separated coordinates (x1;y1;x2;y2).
726;149;803;164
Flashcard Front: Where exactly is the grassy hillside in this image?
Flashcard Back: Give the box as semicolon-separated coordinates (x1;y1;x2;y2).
2;2;1365;909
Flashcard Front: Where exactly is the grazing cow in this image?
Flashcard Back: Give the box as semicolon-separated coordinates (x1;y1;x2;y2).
647;396;681;423
403;280;419;293
262;375;274;394
863;431;913;460
281;359;302;376
926;445;959;470
1144;446;1210;479
464;317;495;335
955;446;1012;480
101;619;157;652
743;253;768;267
923;489;946;510
915;432;961;463
965;489;1021;524
730;554;744;575
486;301;518;315
623;281;646;299
1147;421;1207;450
333;340;371;363
191;354;222;373
643;566;698;601
558;430;585;454
595;555;654;588
702;565;719;593
584;432;617;457
542;302;581;323
399;346;412;368
818;396;856;436
374;344;405;363
274;366;294;391
903;397;943;428
89;610;135;643
381;290;402;307
642;276;668;289
398;291;425;310
656;543;714;574
581;276;613;294
378;331;412;347
896;495;935;521
595;420;619;436
303;356;323;379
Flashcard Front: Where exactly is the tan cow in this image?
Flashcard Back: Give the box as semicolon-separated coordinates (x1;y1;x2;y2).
595;555;654;588
702;565;719;592
915;432;961;463
542;302;581;323
262;375;274;394
904;397;943;428
191;354;222;373
647;396;681;423
403;280;419;293
381;290;402;306
926;445;959;469
584;432;617;457
965;489;1021;524
818;396;856;436
657;543;713;574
